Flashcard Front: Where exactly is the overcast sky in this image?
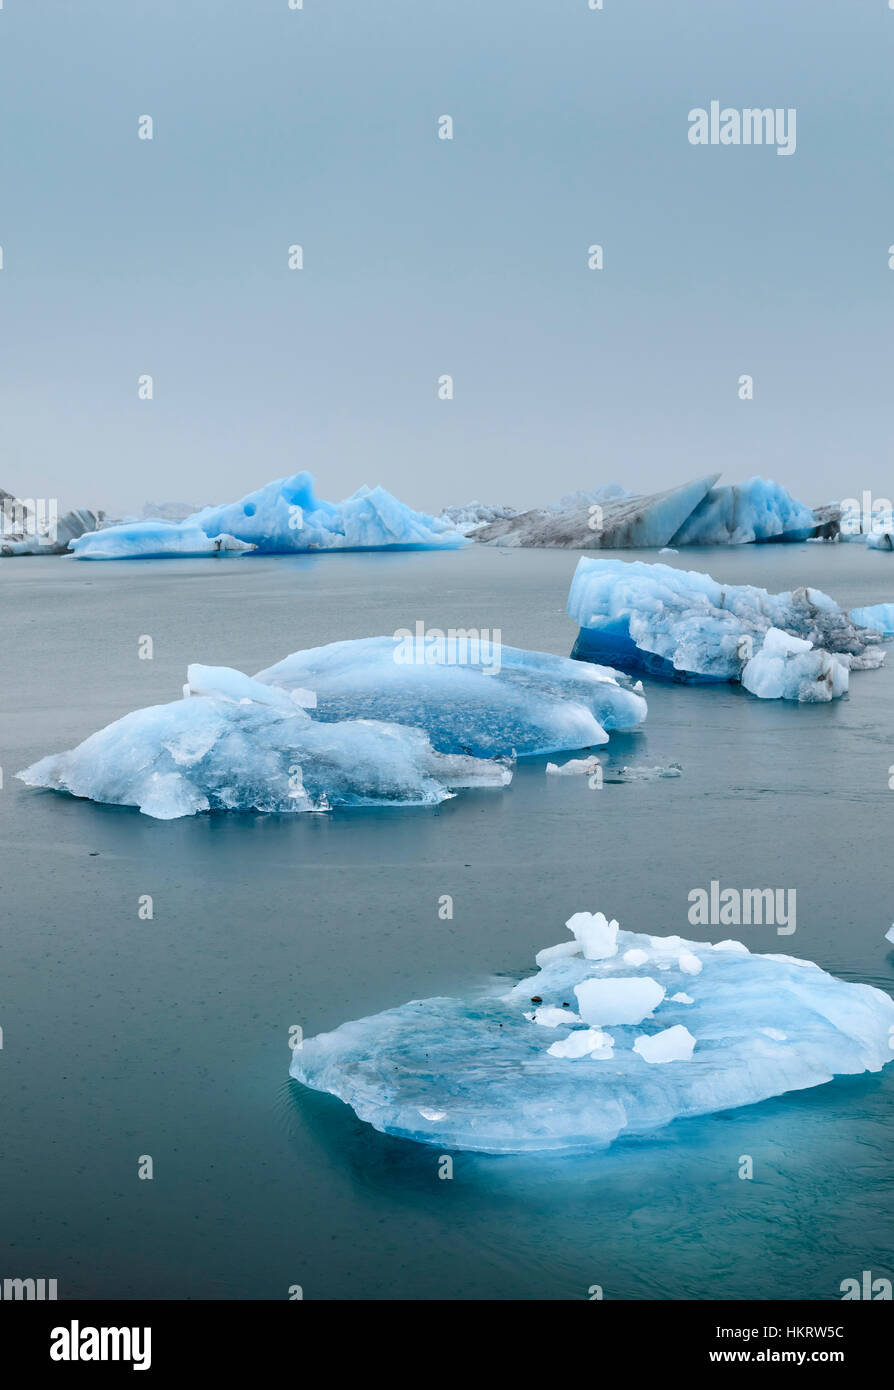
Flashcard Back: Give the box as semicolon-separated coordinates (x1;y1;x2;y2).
1;0;892;516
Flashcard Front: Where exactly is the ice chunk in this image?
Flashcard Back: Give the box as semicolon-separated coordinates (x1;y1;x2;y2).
633;1025;697;1064
290;917;894;1152
256;636;646;758
545;756;601;776
678;951;703;976
525;1006;582;1028
547;1028;613;1059
17;670;511;819
535;941;582;968
473;475;720;549
568;557;885;701
669;478;816;546
1;505;102;556
72;472;466;558
866;531;894;551
574;975;666;1025
623;948;650;966
565;911;620;961
885;926;894;946
70;521;254;560
851;603;894;635
438;501;519;534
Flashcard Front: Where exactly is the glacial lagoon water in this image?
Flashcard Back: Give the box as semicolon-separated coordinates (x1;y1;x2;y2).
2;543;894;1299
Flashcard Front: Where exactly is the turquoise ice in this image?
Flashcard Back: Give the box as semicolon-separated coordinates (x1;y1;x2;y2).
70;472;466;558
567;557;885;700
290;913;894;1154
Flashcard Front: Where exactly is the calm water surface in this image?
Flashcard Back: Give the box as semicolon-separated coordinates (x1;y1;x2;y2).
2;543;893;1299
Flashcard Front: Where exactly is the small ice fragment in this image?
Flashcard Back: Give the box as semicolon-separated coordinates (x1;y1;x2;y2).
710;939;750;954
525;1005;582;1028
623;948;649;966
565;910;619;960
574;976;665;1026
545;755;601;776
678;951;703;976
547;1028;613;1059
535;940;582;968
418;1108;447;1121
633;1025;696;1064
885;925;894;946
670;992;694;1004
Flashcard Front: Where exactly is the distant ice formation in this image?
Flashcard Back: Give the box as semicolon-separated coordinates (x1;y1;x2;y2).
567;558;885;701
669;478;816;545
289;911;894;1153
70;472;466;558
850;603;894;635
0;494;102;556
17;638;645;818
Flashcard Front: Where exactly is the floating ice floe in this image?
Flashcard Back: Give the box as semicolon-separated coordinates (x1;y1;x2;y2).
290;913;894;1153
866;531;894;551
850;604;894;634
254;637;646;758
68;522;255;560
567;558;885;701
70;472;466;558
17;640;645;818
545;756;602;776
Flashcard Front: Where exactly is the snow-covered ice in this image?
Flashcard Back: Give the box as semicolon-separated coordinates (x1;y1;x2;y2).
290;914;894;1153
255;637;646;758
70;471;466;558
17;638;645;817
545;756;601;776
568;558;885;701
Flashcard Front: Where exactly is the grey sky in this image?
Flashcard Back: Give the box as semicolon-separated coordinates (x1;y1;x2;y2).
1;0;891;516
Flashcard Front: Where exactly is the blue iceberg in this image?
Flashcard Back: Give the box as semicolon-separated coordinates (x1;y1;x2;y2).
70;472;466;559
17;639;645;818
851;603;894;634
567;558;885;701
669;477;817;545
254;636;646;758
290;911;894;1153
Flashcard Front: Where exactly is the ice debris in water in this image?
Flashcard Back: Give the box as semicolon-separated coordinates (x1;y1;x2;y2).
71;471;466;557
69;522;255;559
289;912;894;1153
568;558;885;701
17;638;645;818
545;755;601;776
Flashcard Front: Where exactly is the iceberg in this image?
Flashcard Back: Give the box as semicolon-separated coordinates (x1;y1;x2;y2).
669;477;816;545
851;603;894;635
17;638;645;818
473;474;720;549
438;501;519;534
71;472;466;558
254;636;647;758
290;914;894;1153
17;664;510;819
866;530;894;551
67;522;255;560
567;558;885;700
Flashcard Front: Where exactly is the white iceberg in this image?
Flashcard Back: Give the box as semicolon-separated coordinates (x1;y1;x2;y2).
17;638;645;818
17;663;510;819
567;557;885;701
1;503;102;556
290;916;894;1153
70;471;466;558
